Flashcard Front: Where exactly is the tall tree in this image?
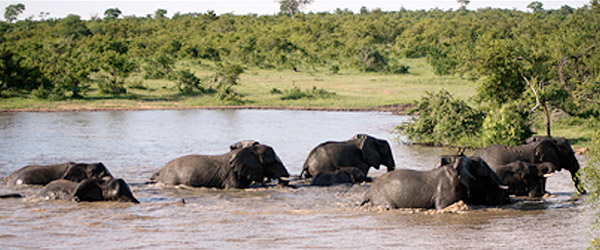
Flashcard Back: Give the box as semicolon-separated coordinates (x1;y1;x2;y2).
277;0;313;19
104;8;122;20
4;3;25;23
154;9;167;19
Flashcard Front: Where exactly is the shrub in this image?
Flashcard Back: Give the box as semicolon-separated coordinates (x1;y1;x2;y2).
279;86;336;100
398;90;484;147
174;69;204;95
479;101;533;146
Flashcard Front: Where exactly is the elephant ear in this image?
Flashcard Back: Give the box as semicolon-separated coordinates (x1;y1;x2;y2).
454;157;476;189
62;164;88;183
73;179;104;202
534;140;561;164
103;178;139;203
356;135;381;168
229;148;265;183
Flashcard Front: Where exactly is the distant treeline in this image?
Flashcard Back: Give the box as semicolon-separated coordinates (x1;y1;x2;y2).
0;2;599;116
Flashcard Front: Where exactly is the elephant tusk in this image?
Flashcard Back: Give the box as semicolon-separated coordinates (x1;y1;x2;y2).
543;173;554;178
498;185;509;190
279;176;294;181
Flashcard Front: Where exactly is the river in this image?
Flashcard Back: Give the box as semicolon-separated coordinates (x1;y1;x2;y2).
0;109;595;249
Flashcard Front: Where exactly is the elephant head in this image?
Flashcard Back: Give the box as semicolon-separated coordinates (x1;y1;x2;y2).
74;178;139;203
229;140;260;150
41;178;138;203
100;178;139;203
449;156;508;206
229;144;290;186
352;134;395;172
496;161;557;197
62;162;113;183
529;137;584;193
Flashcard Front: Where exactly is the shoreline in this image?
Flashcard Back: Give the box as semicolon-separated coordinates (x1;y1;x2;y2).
0;103;415;115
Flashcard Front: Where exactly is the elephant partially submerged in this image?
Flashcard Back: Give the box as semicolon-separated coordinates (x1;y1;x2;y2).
301;134;395;178
309;167;369;186
495;161;557;197
472;137;584;194
40;178;139;203
362;155;508;210
149;144;290;188
4;162;113;186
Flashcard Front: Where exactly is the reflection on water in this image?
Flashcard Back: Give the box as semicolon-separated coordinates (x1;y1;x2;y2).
0;109;596;248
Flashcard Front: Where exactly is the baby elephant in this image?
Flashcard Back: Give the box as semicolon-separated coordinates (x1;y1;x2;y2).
310;167;369;186
495;161;557;197
5;162;113;186
40;178;139;203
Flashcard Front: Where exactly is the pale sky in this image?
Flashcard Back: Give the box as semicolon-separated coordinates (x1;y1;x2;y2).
0;0;592;21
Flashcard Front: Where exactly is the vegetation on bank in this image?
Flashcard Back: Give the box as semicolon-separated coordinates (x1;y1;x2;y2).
0;1;598;150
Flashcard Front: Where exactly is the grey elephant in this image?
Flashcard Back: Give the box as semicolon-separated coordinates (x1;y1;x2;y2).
301;134;395;178
494;161;557;197
310;167;369;186
472;137;584;194
149;144;290;188
230;140;260;150
40;178;139;203
362;155;508;210
4;162;113;186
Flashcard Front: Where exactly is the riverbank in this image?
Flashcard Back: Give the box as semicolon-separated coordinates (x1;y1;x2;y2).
0;103;414;114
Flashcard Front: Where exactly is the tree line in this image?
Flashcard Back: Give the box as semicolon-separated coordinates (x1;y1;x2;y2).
1;1;598;116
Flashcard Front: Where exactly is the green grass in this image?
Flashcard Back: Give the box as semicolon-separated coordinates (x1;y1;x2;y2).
0;58;476;111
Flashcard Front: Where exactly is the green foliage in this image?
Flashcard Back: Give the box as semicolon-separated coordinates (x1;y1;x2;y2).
4;3;25;23
398;90;484;147
104;8;122;20
279;86;336;100
143;53;175;79
480;101;533;146
214;63;245;103
582;125;600;247
98;50;136;94
174;68;204;95
278;0;314;18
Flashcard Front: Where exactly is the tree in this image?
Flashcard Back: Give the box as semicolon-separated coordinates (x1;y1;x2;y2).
45;38;95;98
457;0;470;9
98;50;136;94
4;3;25;23
154;9;167;19
277;0;313;19
104;8;122;20
527;1;544;13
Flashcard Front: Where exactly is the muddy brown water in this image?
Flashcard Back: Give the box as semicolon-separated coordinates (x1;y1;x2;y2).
0;110;596;249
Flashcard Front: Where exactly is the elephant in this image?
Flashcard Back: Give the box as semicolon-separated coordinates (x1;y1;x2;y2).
40;178;139;203
362;155;508;210
230;140;260;150
472;137;585;194
494;161;557;197
149;144;290;188
4;162;113;186
309;167;369;186
301;134;395;178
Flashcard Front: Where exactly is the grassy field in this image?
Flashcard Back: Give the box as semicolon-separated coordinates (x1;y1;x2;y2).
0;58;476;111
1;58;594;149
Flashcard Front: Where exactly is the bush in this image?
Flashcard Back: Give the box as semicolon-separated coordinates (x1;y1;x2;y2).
175;69;204;95
582;128;600;248
479;101;533;146
398;90;484;147
279;86;336;100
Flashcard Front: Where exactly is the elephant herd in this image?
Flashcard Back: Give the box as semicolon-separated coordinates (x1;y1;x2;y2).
0;134;585;211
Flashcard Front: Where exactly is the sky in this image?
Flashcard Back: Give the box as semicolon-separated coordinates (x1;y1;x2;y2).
0;0;592;21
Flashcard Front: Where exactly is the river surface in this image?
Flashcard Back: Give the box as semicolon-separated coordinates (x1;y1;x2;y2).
0;109;596;249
